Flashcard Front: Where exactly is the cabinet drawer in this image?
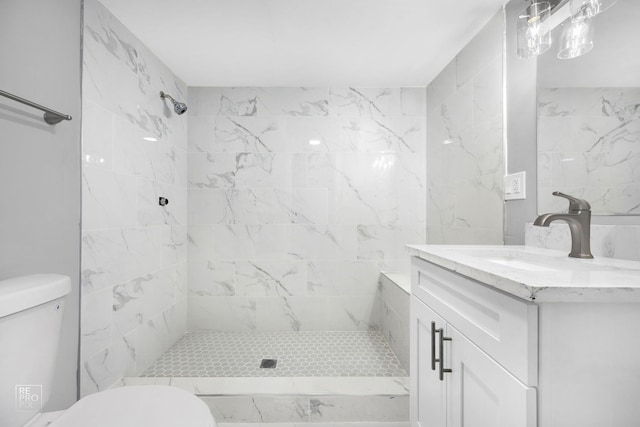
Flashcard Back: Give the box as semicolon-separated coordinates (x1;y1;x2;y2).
411;256;538;386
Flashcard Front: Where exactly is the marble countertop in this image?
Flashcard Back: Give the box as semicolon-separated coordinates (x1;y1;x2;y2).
407;245;640;303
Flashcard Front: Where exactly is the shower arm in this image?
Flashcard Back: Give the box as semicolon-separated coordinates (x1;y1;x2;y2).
160;91;175;102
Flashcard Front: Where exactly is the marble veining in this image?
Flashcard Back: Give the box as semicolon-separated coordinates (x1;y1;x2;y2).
188;87;426;332
525;223;640;262
408;245;640;303
80;0;188;396
426;11;504;245
538;87;640;215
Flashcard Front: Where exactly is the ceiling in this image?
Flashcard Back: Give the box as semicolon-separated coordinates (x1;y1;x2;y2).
99;0;510;87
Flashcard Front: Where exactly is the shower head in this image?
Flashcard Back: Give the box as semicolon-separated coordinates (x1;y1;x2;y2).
160;91;188;115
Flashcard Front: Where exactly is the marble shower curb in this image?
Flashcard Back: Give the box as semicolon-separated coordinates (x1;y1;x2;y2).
118;377;409;423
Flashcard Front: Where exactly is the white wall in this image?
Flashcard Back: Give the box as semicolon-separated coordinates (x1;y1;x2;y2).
0;0;82;410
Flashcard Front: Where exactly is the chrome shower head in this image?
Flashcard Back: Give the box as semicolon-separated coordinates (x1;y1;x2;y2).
160;91;188;115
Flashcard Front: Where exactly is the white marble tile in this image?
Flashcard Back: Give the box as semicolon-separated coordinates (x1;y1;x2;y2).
82;167;138;230
400;87;426;117
307;261;382;296
124;376;410;396
174;147;189;188
188;224;289;261
80;286;113;360
456;10;503;88
215;88;262;116
309;396;409;422
134;302;186;374
234;260;308;297
357;224;426;261
285;117;347;152
82;101;113;170
188;152;237;189
137;180;187;226
537;87;640;214
525;223;640;262
189;257;237;297
184;86;425;332
82;0;141;120
188;87;224;117
81;0;188;395
256;296;329;332
234;153;293;188
112;115;174;184
201;396;310;423
427;60;456;114
188;115;215;153
425;13;504;247
159;225;187;265
330;88;401;118
82;228;162;293
207;116;287;153
260;87;330;116
290;224;357;261
188;295;257;331
214;423;409;427
328;295;379;331
81;333;137;397
113;267;177;336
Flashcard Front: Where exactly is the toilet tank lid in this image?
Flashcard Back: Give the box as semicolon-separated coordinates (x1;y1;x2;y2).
0;274;71;318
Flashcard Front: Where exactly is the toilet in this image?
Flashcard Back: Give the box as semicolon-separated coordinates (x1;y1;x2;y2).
0;274;216;427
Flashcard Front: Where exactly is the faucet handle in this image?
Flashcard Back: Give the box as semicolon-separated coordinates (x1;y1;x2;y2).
552;191;591;212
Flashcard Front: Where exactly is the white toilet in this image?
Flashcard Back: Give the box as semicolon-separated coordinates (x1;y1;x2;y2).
0;274;216;427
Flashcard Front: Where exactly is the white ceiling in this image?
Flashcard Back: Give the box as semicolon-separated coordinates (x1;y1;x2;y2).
99;0;509;87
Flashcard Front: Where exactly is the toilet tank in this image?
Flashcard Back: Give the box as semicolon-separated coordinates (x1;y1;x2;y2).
0;274;71;427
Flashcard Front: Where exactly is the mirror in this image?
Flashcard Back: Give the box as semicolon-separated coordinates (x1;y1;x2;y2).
536;0;640;215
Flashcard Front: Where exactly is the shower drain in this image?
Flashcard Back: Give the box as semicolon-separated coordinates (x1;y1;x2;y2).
260;359;277;369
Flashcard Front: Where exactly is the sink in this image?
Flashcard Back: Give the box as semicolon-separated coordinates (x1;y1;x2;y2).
484;257;559;272
450;246;611;272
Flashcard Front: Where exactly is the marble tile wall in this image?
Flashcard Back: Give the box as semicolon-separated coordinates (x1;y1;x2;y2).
374;274;410;373
198;394;408;423
426;10;505;244
187;87;426;332
525;223;640;262
537;87;640;215
80;0;188;396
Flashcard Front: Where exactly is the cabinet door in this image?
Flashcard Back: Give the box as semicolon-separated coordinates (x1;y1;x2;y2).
411;296;447;427
447;325;536;427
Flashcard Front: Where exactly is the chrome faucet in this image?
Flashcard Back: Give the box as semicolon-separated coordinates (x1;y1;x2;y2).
534;192;593;259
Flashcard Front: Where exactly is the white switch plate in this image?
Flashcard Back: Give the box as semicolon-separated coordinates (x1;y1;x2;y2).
504;171;526;200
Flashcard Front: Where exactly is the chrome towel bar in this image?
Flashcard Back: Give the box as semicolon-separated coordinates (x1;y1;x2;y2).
0;89;72;125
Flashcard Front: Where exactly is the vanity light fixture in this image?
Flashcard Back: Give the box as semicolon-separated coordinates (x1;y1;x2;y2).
557;11;594;59
571;0;617;18
516;0;616;60
517;2;552;59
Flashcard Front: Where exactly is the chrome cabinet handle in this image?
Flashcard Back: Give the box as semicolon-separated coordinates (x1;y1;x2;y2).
431;321;437;371
438;328;452;381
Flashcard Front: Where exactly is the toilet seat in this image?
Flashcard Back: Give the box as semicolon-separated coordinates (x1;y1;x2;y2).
49;385;215;427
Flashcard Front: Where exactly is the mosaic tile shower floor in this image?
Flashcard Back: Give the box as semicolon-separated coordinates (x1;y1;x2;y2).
142;330;407;377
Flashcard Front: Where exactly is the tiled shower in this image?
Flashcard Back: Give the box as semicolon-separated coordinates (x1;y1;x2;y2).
79;1;507;423
80;0;424;402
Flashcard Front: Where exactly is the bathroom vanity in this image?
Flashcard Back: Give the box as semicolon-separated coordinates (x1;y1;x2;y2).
408;245;640;427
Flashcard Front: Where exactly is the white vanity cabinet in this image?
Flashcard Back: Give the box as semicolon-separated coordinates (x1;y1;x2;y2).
410;256;537;427
410;247;640;427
